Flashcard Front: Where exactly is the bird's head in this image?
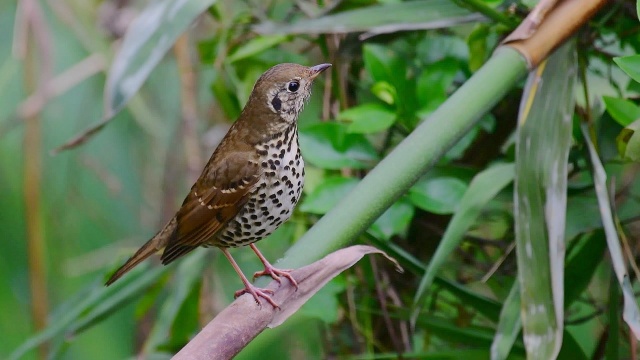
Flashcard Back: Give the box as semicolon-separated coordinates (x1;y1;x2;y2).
247;63;331;126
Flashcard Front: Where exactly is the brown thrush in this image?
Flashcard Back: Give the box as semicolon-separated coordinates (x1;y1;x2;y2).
106;63;331;307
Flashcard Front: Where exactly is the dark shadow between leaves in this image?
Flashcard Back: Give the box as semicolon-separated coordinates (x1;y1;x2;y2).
173;245;401;360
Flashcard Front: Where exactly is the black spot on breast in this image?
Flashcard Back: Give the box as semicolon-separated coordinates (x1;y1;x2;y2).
256;229;266;236
271;96;282;111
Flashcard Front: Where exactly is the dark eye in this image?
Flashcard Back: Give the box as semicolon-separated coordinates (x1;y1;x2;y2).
287;81;300;92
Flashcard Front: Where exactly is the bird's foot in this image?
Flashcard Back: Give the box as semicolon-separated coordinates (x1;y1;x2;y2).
253;265;298;290
234;284;279;309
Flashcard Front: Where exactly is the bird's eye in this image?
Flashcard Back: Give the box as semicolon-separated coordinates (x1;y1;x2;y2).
287;81;300;93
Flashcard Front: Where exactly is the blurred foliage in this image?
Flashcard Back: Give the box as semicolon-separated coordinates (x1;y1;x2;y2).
3;0;640;359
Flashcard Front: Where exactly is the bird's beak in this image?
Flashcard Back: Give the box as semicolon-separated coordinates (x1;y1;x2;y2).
309;63;332;79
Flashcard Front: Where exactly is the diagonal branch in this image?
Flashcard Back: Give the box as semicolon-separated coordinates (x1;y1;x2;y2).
173;245;401;360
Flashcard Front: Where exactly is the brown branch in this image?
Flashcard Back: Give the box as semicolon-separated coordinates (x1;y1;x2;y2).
173;245;401;359
503;0;609;68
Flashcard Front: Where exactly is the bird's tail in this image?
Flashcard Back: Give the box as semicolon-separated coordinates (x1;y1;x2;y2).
105;238;160;286
105;217;176;286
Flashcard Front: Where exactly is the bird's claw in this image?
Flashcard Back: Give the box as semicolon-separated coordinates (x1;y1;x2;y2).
253;266;298;290
235;285;279;309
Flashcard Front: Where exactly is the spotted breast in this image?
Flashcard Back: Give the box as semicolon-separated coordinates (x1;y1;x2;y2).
215;124;304;248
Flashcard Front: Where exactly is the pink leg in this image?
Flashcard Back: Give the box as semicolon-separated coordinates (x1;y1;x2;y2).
250;244;298;290
221;248;279;309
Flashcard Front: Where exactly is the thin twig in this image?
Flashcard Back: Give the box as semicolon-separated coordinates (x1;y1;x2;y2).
18;53;106;119
18;0;53;357
174;34;203;183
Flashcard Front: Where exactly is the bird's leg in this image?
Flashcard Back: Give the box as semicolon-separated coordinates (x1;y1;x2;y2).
221;248;279;309
250;244;298;290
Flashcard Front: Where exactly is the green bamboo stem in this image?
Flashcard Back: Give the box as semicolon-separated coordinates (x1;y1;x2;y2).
276;47;528;270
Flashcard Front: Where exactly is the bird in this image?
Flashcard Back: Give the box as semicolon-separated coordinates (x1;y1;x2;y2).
106;63;332;308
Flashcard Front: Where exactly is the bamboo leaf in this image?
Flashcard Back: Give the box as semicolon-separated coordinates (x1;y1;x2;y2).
514;41;576;359
582;122;640;339
254;0;480;36
491;282;522;360
413;163;514;310
226;35;290;63
105;0;218;118
10;264;168;360
142;252;207;353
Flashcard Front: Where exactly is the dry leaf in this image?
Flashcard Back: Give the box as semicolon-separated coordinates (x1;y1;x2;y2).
173;245;402;360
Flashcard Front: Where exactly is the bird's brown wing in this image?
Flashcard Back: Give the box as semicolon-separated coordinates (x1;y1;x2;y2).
161;151;260;264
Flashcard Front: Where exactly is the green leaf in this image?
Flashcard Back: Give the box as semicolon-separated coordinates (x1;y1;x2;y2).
363;44;405;84
226;35;290;63
408;176;468;214
614;55;640;83
412;163;514;309
105;0;218;118
414;315;523;352
10;264;168;360
300;177;360;214
299;277;345;323
339;103;397;134
417;58;459;113
254;0;475;35
299;123;379;170
369;198;415;241
142;252;207;353
564;231;607;307
467;23;490;72
491;282;522;360
616;118;640;161
371;81;397;105
602;96;640;127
